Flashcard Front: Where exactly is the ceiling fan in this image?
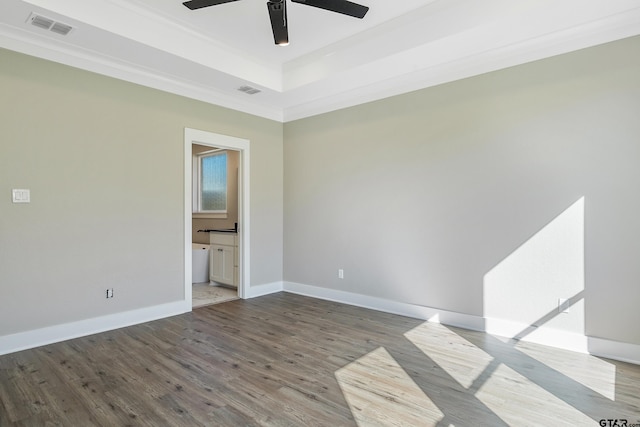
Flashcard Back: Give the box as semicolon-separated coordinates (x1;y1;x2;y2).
182;0;369;46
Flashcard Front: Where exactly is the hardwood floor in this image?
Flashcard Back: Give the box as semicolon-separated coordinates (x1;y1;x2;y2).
1;292;639;426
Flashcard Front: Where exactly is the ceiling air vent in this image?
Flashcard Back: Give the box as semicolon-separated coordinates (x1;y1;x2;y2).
26;13;73;36
30;14;54;30
50;22;73;36
237;85;261;95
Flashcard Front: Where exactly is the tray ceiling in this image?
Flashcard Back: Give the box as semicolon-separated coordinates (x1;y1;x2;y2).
1;0;639;121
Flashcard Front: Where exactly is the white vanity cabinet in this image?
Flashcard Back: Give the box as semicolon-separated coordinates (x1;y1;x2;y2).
209;232;238;287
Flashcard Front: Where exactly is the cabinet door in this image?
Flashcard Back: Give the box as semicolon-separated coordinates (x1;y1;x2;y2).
210;244;235;286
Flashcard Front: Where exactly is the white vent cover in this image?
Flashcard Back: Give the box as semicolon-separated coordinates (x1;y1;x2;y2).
50;22;73;35
26;13;73;36
237;85;261;95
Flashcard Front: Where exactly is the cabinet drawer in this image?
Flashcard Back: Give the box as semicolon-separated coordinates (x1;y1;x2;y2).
210;233;236;246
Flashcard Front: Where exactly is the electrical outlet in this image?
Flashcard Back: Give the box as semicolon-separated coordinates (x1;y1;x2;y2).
558;298;570;313
12;189;30;203
338;269;344;279
106;288;114;299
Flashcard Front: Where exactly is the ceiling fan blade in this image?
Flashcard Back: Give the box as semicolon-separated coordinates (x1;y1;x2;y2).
267;1;289;45
291;0;368;18
183;0;240;11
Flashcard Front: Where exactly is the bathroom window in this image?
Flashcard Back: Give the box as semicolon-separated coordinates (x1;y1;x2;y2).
194;151;227;215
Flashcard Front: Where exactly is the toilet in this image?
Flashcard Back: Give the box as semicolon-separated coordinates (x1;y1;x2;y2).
192;243;210;284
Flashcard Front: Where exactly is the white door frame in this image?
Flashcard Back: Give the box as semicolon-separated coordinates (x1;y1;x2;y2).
184;128;250;305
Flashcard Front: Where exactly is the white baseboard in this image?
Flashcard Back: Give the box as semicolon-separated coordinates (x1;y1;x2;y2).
282;281;640;365
0;300;190;356
245;281;283;299
282;281;484;331
484;317;589;353
3;282;638;365
588;337;640;365
0;281;286;356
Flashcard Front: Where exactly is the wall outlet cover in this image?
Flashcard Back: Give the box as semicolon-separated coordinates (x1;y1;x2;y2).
12;189;30;203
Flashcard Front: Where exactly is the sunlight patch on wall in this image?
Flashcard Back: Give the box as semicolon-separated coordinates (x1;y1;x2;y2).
335;347;443;426
514;341;616;401
404;322;494;389
484;197;585;337
476;363;595;426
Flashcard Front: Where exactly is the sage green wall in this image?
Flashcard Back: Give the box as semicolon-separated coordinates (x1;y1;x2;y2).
0;48;283;336
284;36;640;345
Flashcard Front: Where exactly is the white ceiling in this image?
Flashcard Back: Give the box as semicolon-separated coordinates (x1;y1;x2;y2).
1;0;639;122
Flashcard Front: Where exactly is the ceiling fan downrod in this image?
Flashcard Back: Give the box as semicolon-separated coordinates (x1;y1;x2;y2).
267;0;289;46
182;0;369;46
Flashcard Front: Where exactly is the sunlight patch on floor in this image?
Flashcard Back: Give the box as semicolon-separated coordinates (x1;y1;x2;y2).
335;347;444;427
404;322;494;389
515;341;616;401
475;363;595;426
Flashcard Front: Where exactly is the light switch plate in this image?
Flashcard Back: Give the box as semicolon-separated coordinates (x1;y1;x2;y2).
12;189;30;203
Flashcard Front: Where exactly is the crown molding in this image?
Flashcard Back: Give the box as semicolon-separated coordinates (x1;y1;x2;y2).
3;1;640;123
281;5;640;121
0;23;284;121
21;0;283;91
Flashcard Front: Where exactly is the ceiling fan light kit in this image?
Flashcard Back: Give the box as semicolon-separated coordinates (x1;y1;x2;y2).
182;0;369;46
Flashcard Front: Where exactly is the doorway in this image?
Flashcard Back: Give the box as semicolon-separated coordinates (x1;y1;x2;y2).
184;128;250;308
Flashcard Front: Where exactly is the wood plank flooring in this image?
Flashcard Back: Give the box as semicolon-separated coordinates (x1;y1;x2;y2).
1;292;639;426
